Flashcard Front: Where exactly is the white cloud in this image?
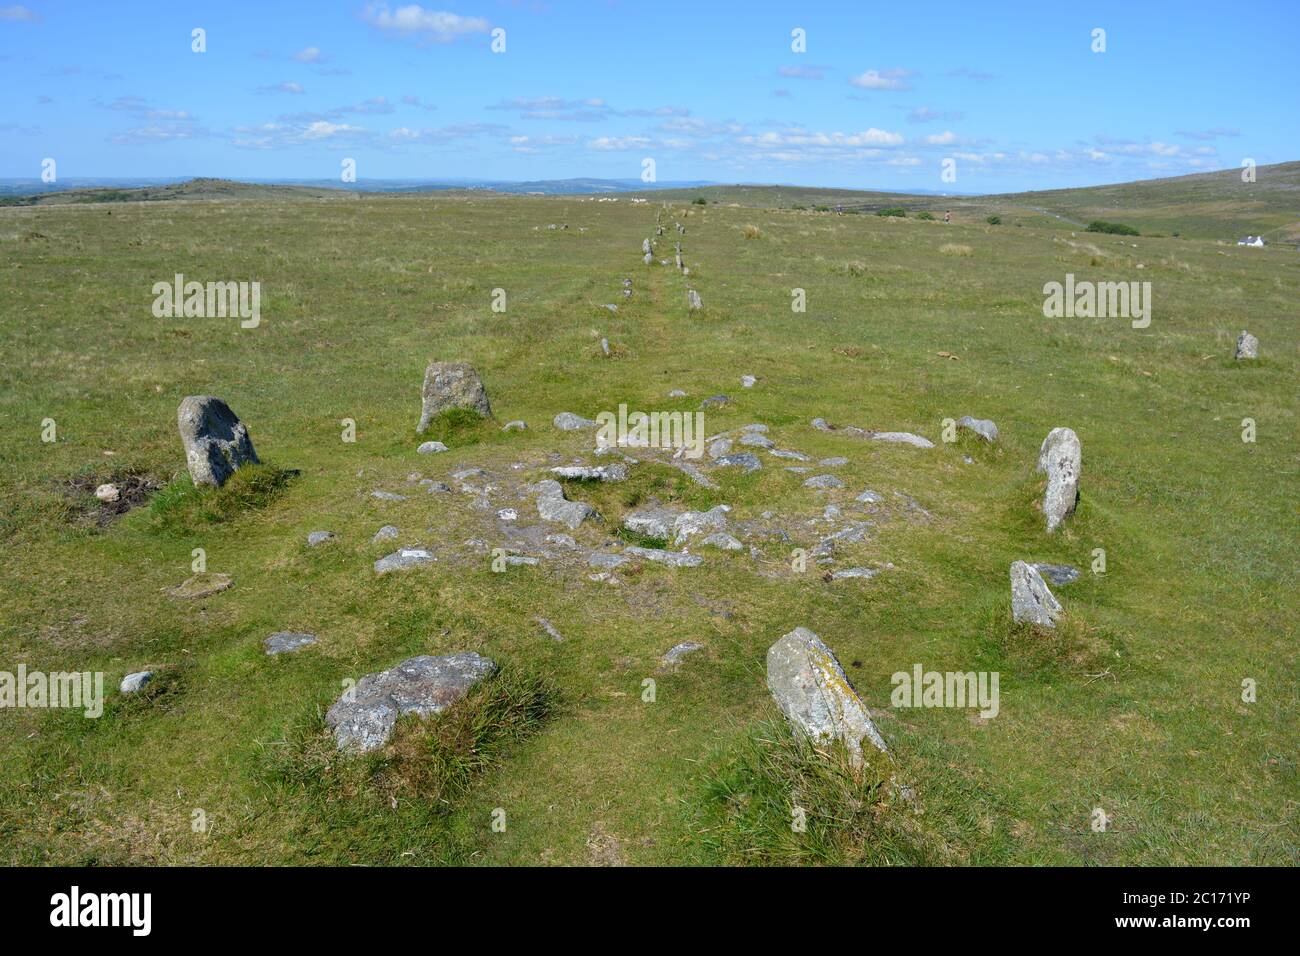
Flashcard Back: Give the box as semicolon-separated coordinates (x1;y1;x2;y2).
0;5;39;22
363;4;490;42
257;81;306;95
922;131;958;146
586;135;652;151
292;46;325;62
778;65;825;80
848;68;914;91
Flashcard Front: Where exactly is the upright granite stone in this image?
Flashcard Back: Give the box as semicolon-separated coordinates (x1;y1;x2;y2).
1036;427;1081;533
325;652;497;752
1010;560;1062;627
177;396;259;488
417;362;491;433
766;627;888;765
1234;330;1259;360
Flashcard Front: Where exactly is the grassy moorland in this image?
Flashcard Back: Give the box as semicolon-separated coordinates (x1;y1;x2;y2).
0;171;1295;865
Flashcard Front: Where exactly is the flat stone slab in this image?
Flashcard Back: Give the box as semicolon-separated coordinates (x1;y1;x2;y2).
373;525;399;543
265;632;317;655
325;652;497;752
371;490;408;501
307;531;335;546
551;463;628;482
623;546;703;567
804;474;844;489
770;449;810;461
739;432;774;448
417;441;448;454
869;431;935;448
587;551;630;569
830;566;880;580
374;548;436;575
167;573;233;599
554;411;599;431
697;532;743;551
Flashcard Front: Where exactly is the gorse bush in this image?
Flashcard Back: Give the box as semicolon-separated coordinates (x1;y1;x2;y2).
741;224;763;239
917;211;936;220
986;215;1002;225
877;208;906;218
1086;220;1141;236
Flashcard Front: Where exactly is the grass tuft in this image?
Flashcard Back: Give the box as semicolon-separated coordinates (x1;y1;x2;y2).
146;463;297;535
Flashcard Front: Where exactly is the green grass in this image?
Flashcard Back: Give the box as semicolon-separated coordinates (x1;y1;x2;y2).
0;175;1295;866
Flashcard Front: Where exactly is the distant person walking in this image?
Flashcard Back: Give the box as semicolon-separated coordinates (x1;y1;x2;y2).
943;210;951;224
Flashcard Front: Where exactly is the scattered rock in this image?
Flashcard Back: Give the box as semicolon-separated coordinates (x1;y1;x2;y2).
536;617;565;642
533;481;596;529
307;530;335;546
587;551;629;570
1010;560;1062;627
623;506;682;539
374;548;436;575
700;394;729;410
167;573;233;599
855;489;884;504
417;361;492;432
502;420;528;432
811;418;832;431
550;463;628;482
707;437;733;458
766;627;888;765
673;505;730;544
325;652;497;752
697;532;743;550
1036;427;1081;533
819;457;848;467
371;490;408;501
740;375;756;388
177;395;260;488
265;632;317;655
668;389;687;398
671;460;718;489
740;423;768;433
1235;330;1259;360
417;441;448;455
770;449;810;461
554;411;599;431
739;432;774;448
957;416;999;442
94;483;120;503
804;474;844;489
714;452;761;472
120;671;153;694
372;525;399;544
660;642;704;668
687;289;703;311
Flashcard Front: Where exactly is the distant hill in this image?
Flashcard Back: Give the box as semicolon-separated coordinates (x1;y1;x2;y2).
4;164;1295;242
0;176;715;205
647;163;1300;242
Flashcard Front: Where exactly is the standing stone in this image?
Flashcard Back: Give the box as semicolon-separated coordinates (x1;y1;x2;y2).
1010;561;1062;627
416;362;491;433
1234;331;1259;360
766;627;888;765
1036;427;1081;533
325;653;497;752
642;238;652;255
687;289;703;311
177;396;259;488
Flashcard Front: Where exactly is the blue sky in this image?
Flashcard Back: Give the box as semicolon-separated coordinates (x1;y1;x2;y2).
2;0;1296;191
